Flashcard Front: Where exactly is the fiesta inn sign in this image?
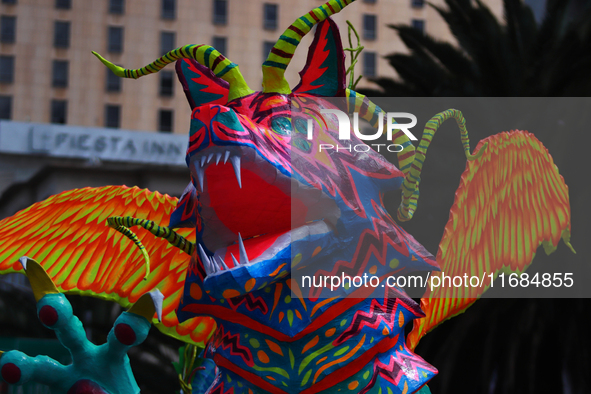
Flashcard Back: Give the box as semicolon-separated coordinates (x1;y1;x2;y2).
0;121;187;167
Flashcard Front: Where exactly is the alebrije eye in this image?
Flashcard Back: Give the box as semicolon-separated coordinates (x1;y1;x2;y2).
271;116;291;136
39;305;59;326
293;118;309;135
292;137;312;153
114;323;137;346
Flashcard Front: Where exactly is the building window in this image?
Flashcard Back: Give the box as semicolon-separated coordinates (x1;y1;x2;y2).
212;36;227;55
106;68;121;92
213;0;227;25
50;100;67;124
109;0;125;14
159;71;174;96
1;0;17;4
105;104;120;128
55;0;71;10
108;26;124;53
160;31;175;56
0;96;11;119
263;4;278;30
161;0;176;20
363;52;376;77
158;109;173;132
1;16;16;43
412;19;425;32
411;0;424;8
262;41;274;63
363;14;377;40
0;56;14;83
52;60;68;88
54;21;70;48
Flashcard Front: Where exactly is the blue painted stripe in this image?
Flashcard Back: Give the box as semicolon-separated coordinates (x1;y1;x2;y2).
299;16;314;29
279;35;300;47
216;63;236;77
204;47;215;67
263;60;288;70
369;111;378;125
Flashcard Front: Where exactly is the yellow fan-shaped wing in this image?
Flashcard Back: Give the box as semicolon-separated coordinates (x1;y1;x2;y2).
407;130;573;350
0;185;215;346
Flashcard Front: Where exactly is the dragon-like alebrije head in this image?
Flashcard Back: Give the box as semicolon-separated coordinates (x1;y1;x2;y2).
94;1;444;392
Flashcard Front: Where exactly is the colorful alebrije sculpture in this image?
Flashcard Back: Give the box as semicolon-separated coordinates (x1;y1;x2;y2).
0;257;163;393
0;0;573;393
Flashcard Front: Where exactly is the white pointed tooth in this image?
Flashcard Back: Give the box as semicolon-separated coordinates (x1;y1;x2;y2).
207;153;214;163
208;256;217;274
200;155;207;167
198;244;211;275
217;256;230;271
237;233;249;265
212;257;222;271
223;150;231;164
215;153;222;165
195;165;205;192
230;253;239;267
230;156;242;188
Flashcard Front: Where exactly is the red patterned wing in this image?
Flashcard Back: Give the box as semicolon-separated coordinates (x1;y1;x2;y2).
407;131;573;350
0;185;215;346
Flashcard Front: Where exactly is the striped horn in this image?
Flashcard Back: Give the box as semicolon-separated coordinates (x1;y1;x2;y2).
344;90;487;222
262;0;356;94
107;216;195;256
92;45;253;101
397;109;487;222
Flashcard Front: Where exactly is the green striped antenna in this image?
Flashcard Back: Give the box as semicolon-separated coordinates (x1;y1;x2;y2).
93;45;253;101
107;216;195;279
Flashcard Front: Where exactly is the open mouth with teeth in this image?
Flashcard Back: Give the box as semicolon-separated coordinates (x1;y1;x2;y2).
189;144;340;296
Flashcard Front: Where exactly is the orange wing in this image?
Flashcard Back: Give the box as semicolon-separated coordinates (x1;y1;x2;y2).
0;185;215;346
407;130;573;350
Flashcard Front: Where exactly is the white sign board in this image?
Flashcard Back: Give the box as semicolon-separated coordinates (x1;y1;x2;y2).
0;121;188;167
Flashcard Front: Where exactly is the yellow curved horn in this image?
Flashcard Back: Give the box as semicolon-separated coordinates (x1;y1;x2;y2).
127;289;164;322
262;0;356;94
19;256;60;302
93;45;253;102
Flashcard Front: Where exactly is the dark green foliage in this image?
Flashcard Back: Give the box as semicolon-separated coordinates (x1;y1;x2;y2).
362;0;591;96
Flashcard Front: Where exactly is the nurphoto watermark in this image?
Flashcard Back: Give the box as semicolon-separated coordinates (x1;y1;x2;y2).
306;110;418;153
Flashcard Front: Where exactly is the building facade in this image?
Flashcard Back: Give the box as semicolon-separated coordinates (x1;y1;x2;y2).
0;0;503;135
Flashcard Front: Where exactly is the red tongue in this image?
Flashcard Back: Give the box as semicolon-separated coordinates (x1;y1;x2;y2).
205;162;308;239
222;231;288;268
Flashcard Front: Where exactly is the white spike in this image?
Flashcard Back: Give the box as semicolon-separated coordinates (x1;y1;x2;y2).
217;256;230;271
198;244;211;275
237;233;249;265
215;153;222;165
212;257;222;271
230;156;242;188
18;256;29;270
195;164;205;192
223;150;231;164
200;155;207;167
147;289;165;322
209;256;217;273
230;253;239;267
207;153;214;163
